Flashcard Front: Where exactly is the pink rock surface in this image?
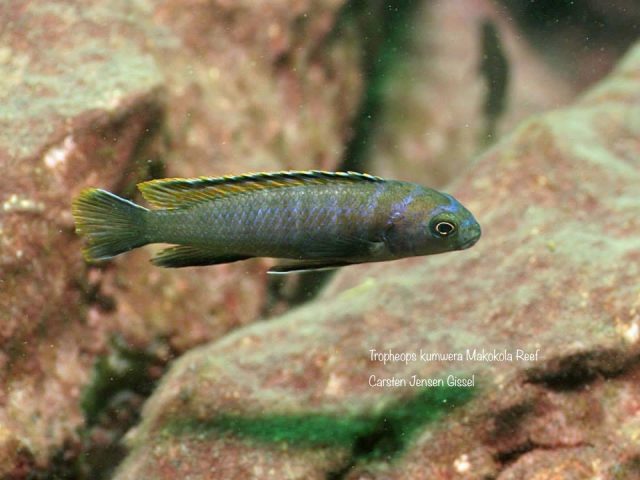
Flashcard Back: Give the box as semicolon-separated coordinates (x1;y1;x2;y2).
2;0;635;477
115;43;640;479
0;0;360;475
367;0;575;188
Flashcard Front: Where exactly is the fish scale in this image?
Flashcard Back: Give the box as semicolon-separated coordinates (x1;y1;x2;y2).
72;170;481;272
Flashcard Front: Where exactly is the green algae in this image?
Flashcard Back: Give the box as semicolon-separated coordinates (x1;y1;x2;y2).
81;335;168;426
336;0;421;173
162;383;475;463
77;336;174;478
173;414;373;447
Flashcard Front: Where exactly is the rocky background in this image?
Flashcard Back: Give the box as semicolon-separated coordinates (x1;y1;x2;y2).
0;0;638;479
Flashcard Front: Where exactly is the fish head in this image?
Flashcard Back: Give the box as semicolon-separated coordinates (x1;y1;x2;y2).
384;186;481;257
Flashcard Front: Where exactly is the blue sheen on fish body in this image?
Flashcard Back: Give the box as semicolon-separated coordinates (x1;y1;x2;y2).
71;171;481;272
380;181;481;258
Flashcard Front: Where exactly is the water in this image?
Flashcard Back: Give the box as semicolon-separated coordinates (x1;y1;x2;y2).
1;1;638;478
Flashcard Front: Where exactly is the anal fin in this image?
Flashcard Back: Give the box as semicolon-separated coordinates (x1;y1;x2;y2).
151;245;251;268
267;259;351;275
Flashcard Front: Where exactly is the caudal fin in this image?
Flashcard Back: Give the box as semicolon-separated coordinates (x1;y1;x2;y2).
72;188;149;262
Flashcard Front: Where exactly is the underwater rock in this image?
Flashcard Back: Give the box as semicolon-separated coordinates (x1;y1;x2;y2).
0;2;164;475
115;43;640;479
0;0;361;475
366;0;576;188
152;0;360;178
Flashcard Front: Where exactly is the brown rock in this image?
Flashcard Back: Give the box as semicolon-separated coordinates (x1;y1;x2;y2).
0;2;164;472
115;43;640;479
153;0;359;178
0;0;362;475
367;0;575;188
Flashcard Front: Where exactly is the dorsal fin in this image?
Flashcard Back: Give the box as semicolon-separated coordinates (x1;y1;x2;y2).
137;170;383;209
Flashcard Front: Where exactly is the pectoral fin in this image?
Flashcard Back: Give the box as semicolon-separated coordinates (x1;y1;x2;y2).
267;259;351;275
268;235;387;274
301;235;387;259
152;245;251;268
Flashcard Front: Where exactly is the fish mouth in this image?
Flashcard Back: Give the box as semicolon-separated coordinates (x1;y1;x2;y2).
458;221;481;250
459;232;481;250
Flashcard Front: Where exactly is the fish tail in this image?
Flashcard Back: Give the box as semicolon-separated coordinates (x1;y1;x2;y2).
72;188;149;262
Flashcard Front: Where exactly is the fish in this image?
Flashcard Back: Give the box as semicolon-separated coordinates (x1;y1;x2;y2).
71;170;481;274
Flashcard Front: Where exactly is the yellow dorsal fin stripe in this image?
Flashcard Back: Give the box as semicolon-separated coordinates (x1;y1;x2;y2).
137;170;383;209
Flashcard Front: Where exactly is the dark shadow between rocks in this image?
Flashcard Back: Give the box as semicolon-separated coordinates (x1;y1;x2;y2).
78;335;176;479
525;348;637;391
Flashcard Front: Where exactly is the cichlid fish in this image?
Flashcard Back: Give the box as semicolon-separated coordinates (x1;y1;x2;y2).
72;171;481;274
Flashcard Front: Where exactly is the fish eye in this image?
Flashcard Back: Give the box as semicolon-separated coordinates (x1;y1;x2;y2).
431;220;456;237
